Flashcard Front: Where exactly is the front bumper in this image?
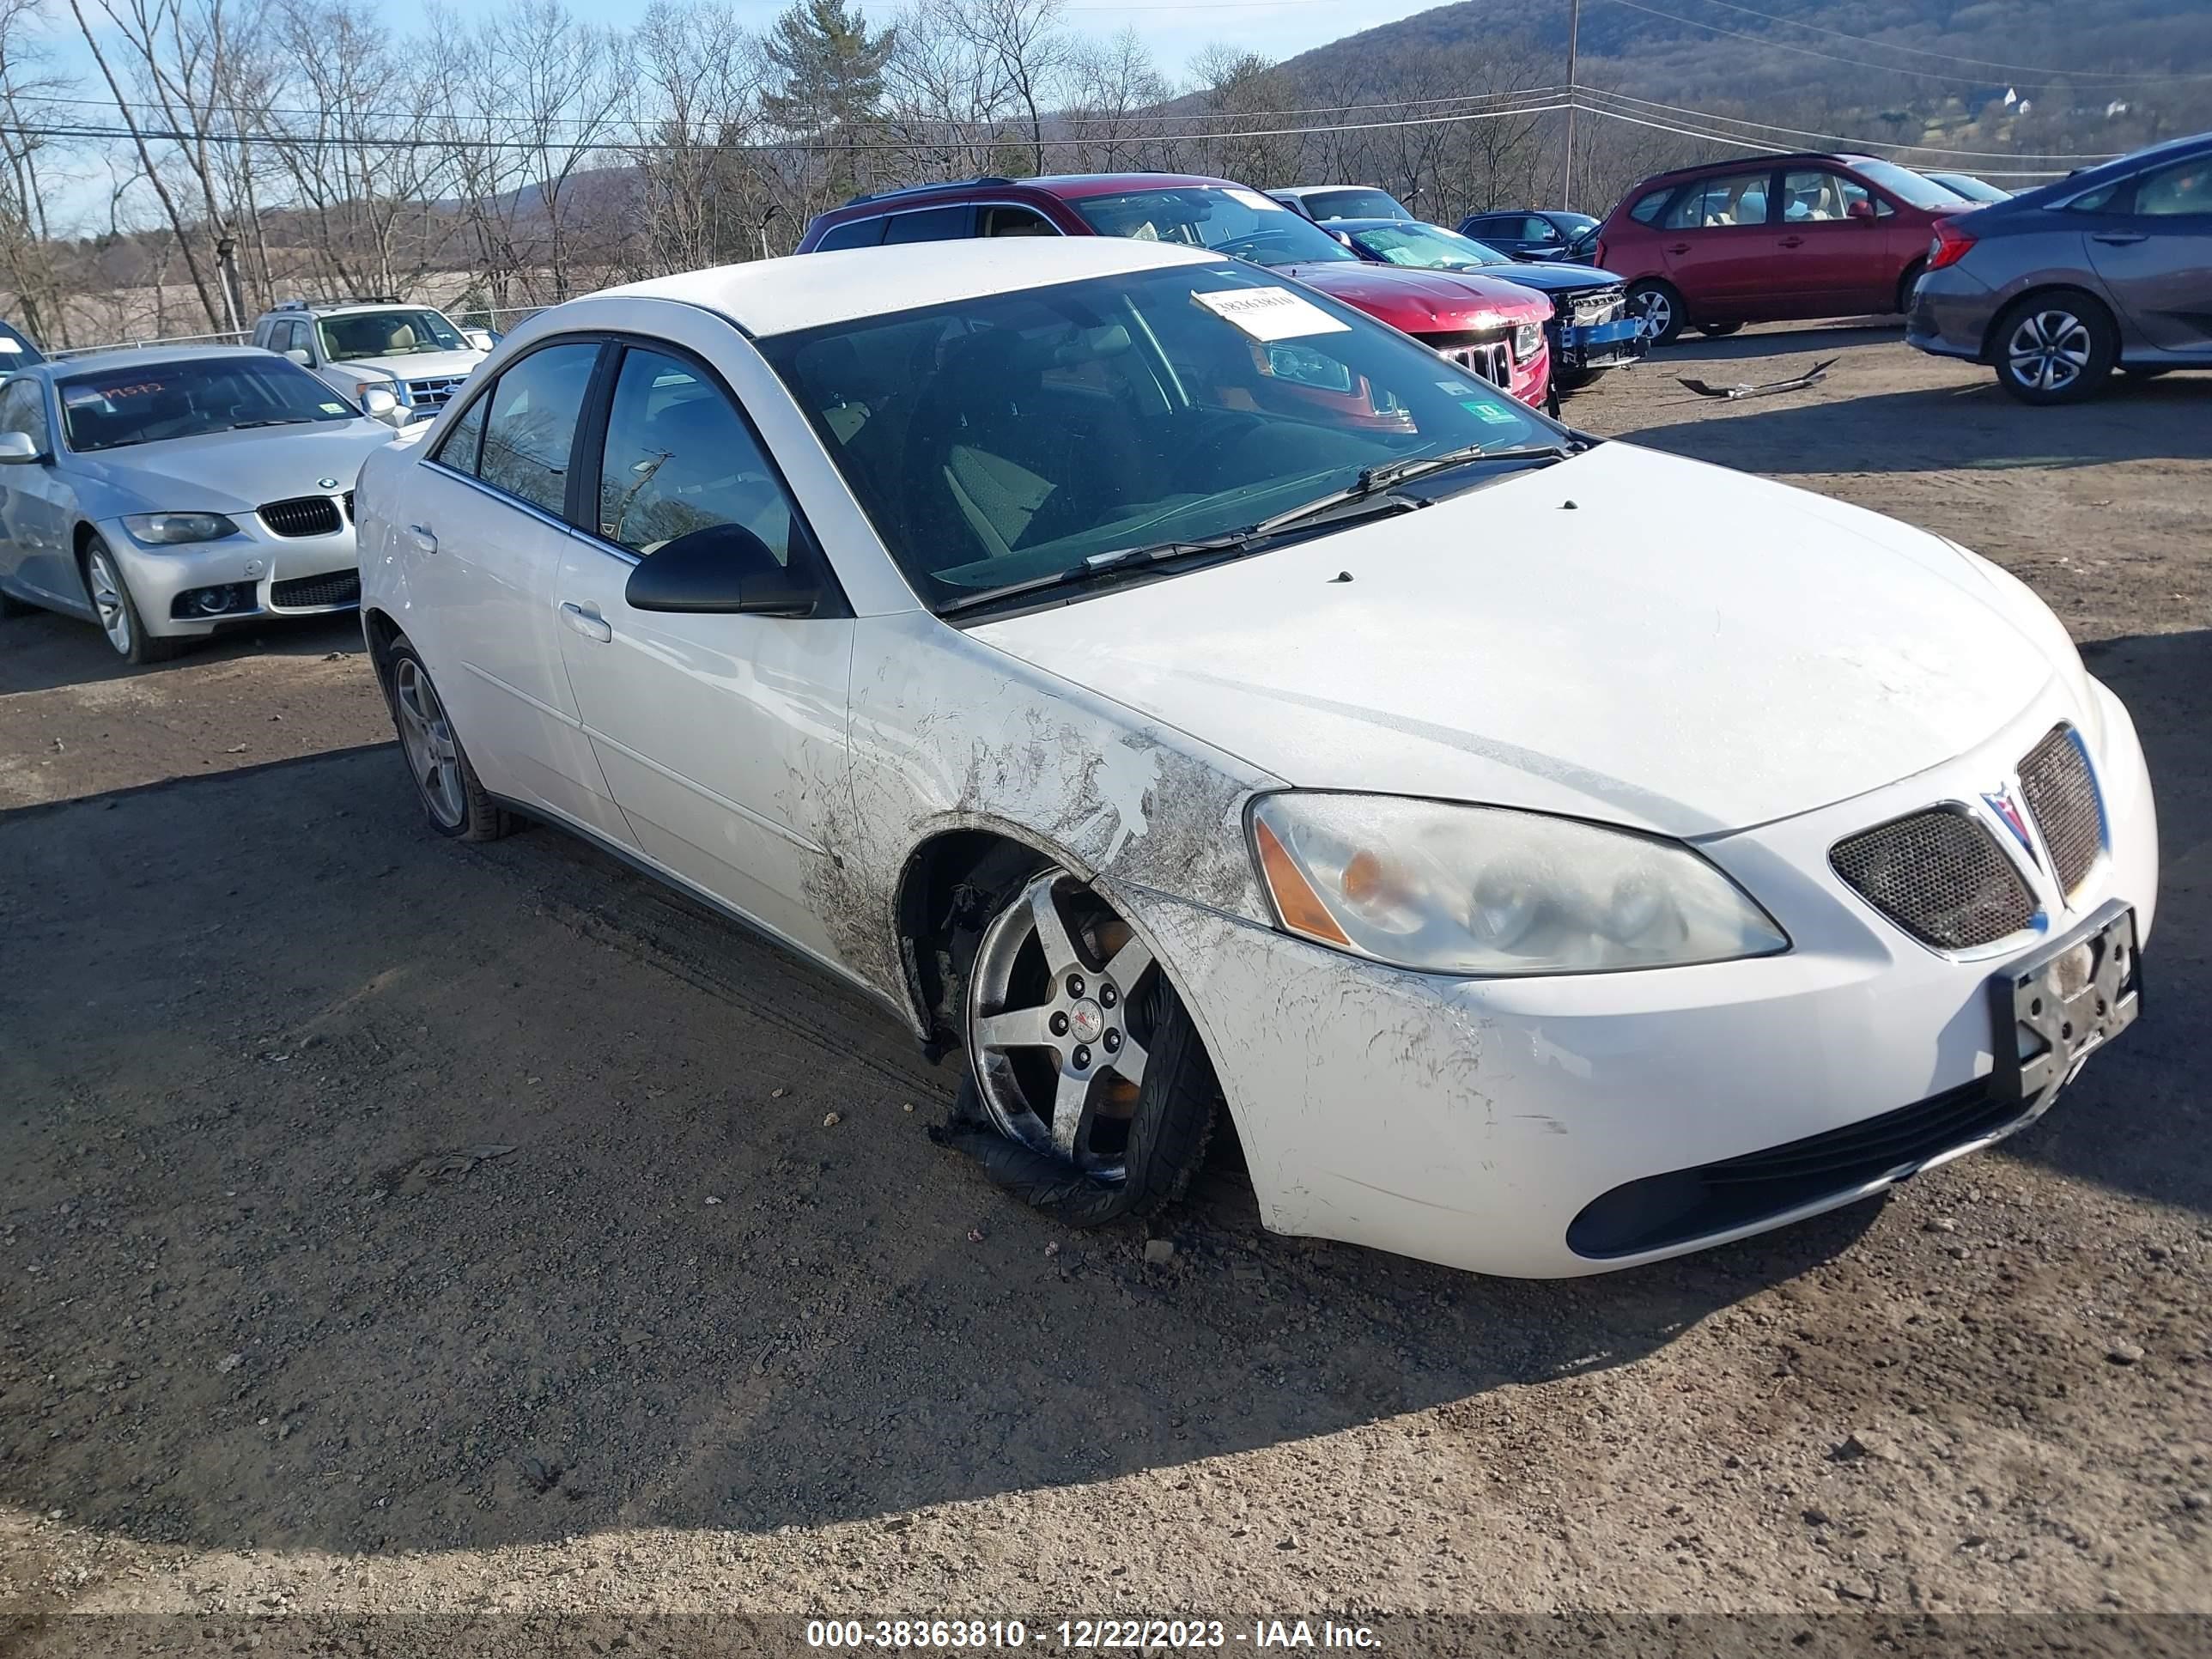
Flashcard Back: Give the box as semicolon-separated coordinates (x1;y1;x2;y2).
101;502;361;638
1905;264;1999;362
1120;677;2157;1278
1553;314;1648;374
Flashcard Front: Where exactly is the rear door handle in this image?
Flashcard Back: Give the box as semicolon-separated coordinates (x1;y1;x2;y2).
408;524;437;554
2090;231;2148;246
559;600;611;643
1778;235;1805;248
1667;242;1692;254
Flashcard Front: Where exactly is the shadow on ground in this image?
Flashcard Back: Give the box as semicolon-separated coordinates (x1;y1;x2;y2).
0;608;362;699
0;744;1876;1559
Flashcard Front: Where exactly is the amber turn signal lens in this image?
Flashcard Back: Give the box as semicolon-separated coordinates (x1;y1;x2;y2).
1254;817;1352;946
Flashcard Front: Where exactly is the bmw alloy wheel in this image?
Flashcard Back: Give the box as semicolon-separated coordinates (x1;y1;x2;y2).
392;655;467;829
86;548;133;656
966;868;1159;1180
2006;307;2092;394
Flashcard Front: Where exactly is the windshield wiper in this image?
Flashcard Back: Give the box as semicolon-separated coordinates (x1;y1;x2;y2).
229;416;319;429
1252;440;1583;538
938;532;1255;617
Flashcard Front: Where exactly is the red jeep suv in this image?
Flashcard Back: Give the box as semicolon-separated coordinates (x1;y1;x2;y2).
799;173;1553;407
1591;152;1970;343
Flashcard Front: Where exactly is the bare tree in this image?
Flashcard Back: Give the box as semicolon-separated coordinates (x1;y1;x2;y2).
0;0;75;343
1061;26;1168;173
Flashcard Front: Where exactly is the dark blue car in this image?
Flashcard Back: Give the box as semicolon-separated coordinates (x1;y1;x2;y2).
1455;210;1601;264
1328;219;1645;390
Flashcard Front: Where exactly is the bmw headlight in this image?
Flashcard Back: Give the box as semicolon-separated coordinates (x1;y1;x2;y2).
1513;319;1544;361
122;512;240;545
1249;793;1788;975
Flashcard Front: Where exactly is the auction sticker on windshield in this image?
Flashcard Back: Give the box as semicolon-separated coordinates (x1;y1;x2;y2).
1193;286;1350;342
1224;186;1285;213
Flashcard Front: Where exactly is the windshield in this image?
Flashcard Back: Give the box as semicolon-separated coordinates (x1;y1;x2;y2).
1348;222;1512;270
318;307;468;362
58;357;360;452
760;262;1557;613
1303;187;1413;221
1067;186;1359;267
1851;160;1971;210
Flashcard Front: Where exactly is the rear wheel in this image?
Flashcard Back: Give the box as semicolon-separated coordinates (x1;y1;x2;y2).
1992;292;2116;404
1626;280;1685;346
948;852;1217;1224
81;537;174;665
381;640;511;842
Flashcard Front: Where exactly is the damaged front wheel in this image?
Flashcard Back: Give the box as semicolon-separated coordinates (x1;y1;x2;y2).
945;858;1217;1225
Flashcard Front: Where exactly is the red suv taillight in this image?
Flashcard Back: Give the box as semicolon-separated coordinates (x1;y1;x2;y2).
1926;217;1976;271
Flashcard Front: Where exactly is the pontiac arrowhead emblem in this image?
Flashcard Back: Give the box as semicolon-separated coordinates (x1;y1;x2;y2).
1984;782;2039;866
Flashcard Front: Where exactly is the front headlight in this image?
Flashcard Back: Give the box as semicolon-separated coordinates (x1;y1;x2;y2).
122;511;240;545
1514;319;1544;361
1249;793;1788;976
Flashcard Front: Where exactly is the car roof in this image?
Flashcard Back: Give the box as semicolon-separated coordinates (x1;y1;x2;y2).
1636;152;1882;189
1273;184;1389;198
40;343;277;377
598;237;1229;338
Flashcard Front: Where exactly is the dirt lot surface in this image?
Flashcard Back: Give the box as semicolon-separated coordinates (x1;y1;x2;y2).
3;325;2209;1649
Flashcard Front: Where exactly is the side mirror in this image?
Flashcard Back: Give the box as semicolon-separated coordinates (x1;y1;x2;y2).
283;347;312;366
358;385;407;428
623;523;819;617
1847;198;1877;222
0;430;40;463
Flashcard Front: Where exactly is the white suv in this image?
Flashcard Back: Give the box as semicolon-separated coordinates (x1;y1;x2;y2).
250;298;491;425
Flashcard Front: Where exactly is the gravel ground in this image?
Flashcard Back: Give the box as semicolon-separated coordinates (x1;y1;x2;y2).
2;325;2208;1650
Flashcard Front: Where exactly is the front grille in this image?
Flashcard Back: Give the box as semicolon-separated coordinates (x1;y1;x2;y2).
1419;329;1512;387
270;570;361;610
404;376;465;409
1553;284;1626;326
1568;1079;2021;1258
1831;806;2036;950
259;495;343;538
2017;724;2103;896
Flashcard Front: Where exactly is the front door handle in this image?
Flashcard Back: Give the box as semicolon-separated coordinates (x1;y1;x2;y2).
1667;242;1692;254
1777;235;1805;248
408;524;437;554
2090;231;2147;246
560;600;611;643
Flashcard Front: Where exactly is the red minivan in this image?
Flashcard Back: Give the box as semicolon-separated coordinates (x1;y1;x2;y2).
1591;152;1971;343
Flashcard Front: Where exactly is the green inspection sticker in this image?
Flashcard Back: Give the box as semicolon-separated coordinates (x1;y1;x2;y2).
320;401;348;414
1463;400;1518;423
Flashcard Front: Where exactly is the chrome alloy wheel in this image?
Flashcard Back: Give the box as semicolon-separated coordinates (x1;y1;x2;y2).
392;656;466;829
2006;307;2092;394
86;547;133;655
967;869;1159;1180
1634;288;1673;340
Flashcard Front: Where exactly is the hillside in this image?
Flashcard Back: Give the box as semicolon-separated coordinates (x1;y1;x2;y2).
1271;0;2212;159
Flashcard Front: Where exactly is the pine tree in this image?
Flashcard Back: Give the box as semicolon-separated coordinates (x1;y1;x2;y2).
762;0;896;199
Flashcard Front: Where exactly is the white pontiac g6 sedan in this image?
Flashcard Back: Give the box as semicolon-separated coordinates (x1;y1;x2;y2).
355;238;2156;1277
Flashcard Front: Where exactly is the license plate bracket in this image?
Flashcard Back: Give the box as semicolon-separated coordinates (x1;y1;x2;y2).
1987;899;2142;1109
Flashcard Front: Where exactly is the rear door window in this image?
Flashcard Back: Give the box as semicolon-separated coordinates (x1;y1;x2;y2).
882;205;975;244
1664;173;1772;229
476;341;600;515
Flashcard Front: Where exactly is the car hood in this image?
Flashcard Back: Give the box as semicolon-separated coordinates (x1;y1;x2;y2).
72;422;397;515
1465;261;1626;292
1274;262;1552;330
969;442;2062;838
326;349;485;383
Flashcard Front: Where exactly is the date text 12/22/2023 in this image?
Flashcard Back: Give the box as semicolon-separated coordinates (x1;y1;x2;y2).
804;1620;1382;1650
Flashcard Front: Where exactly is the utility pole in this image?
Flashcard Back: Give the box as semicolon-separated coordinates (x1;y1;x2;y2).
1562;0;1582;211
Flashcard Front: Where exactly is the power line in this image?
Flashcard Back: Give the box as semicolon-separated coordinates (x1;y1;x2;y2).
1579;87;2123;161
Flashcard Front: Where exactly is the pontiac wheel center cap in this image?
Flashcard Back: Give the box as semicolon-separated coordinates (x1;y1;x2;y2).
1068;1000;1104;1044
